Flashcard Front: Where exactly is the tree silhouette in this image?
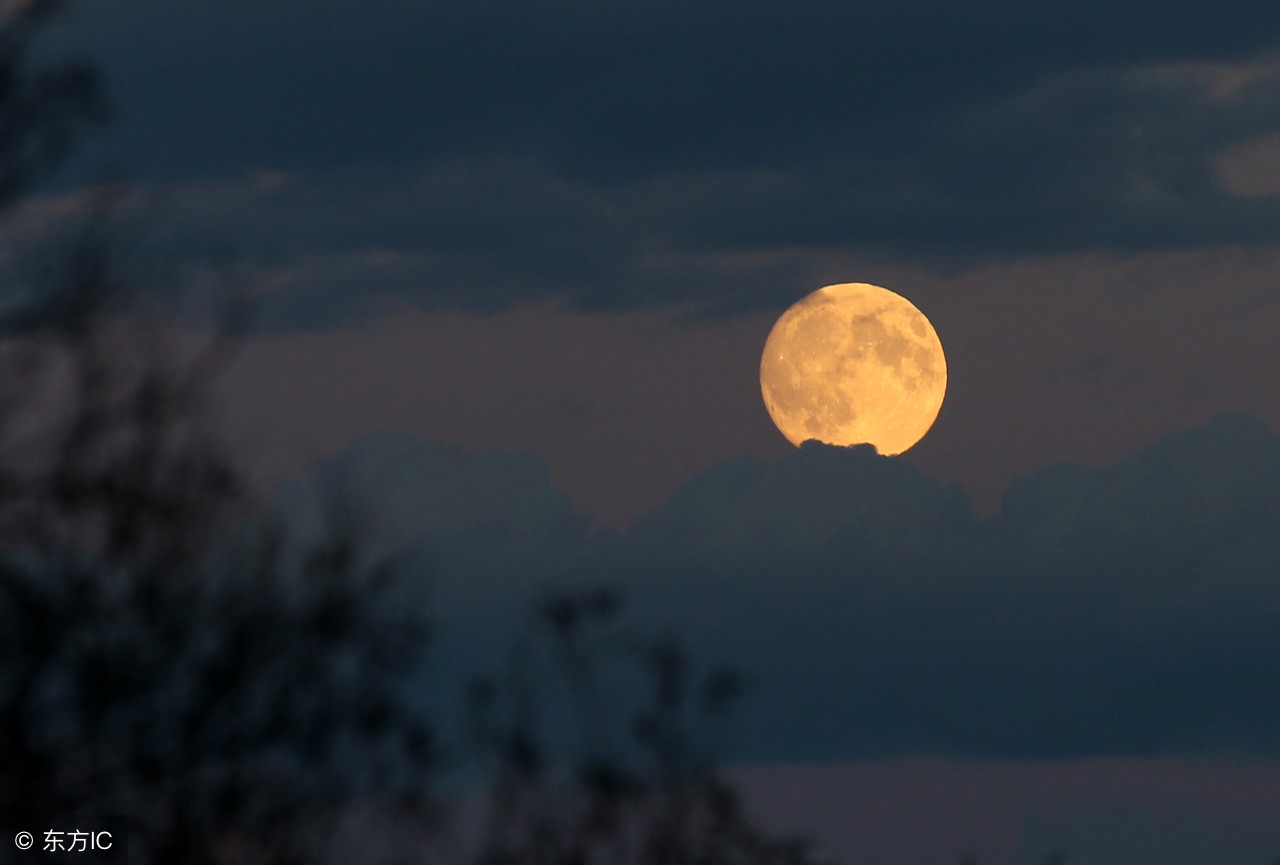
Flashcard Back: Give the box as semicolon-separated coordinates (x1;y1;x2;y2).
0;7;836;865
0;193;439;865
0;0;107;208
0;199;835;865
466;588;830;865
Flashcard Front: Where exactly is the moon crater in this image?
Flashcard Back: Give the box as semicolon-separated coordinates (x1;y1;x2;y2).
759;283;947;455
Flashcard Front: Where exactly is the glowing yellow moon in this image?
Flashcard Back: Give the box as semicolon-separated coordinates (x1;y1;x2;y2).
759;283;946;455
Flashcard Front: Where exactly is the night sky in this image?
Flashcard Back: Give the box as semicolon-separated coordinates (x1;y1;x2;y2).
18;1;1280;861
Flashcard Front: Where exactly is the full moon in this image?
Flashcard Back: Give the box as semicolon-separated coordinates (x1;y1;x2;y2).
759;283;947;455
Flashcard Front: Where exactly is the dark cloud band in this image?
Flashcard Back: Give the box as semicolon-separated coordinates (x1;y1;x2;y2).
37;0;1280;319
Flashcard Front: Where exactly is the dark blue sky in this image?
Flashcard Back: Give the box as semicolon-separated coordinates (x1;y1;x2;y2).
16;0;1280;773
36;0;1280;320
9;7;1280;863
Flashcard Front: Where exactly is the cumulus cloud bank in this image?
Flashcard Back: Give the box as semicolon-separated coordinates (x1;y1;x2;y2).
261;413;1280;762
